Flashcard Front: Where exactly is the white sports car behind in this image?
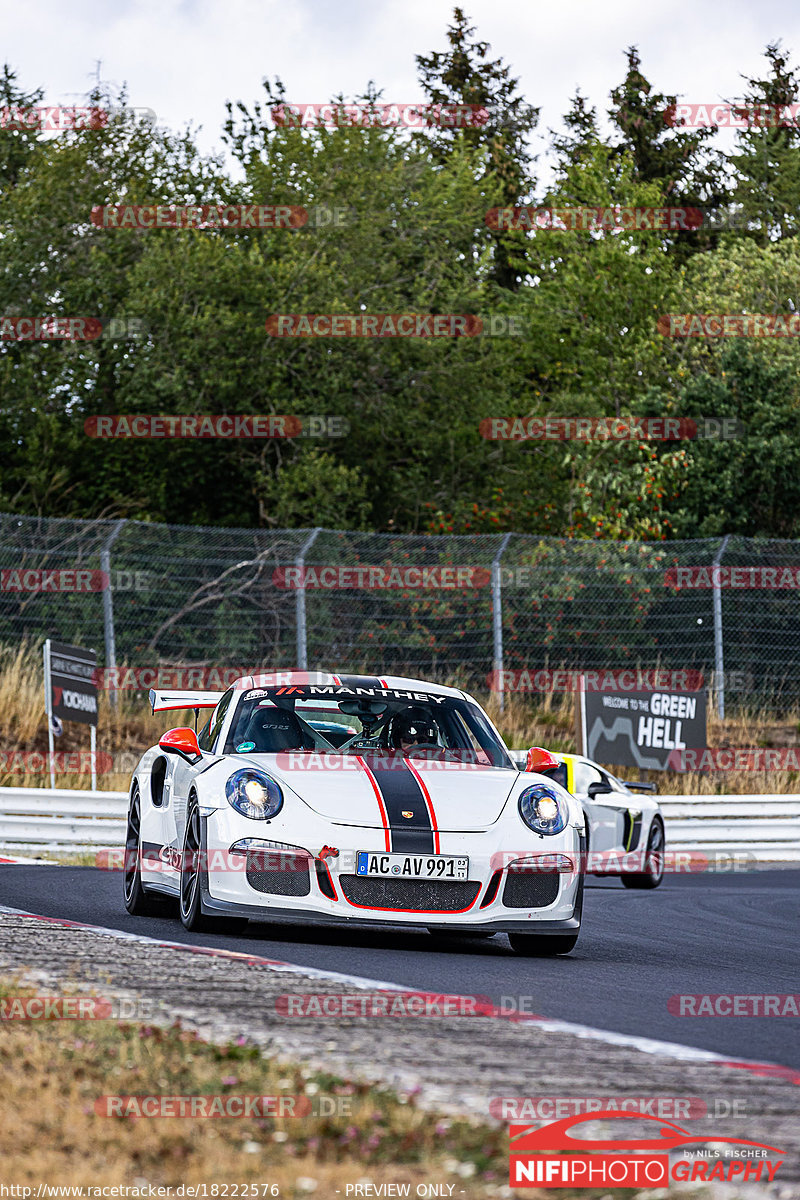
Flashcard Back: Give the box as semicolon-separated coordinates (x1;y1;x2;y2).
515;749;665;889
124;671;586;955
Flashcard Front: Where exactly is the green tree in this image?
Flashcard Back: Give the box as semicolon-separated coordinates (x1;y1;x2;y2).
416;7;539;289
0;64;44;194
609;47;727;260
0;83;226;518
661;343;800;537
728;42;800;243
550;92;601;174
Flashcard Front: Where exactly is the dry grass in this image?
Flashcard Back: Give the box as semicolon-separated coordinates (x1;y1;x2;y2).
0;978;521;1196
0;644;183;792
0;646;797;796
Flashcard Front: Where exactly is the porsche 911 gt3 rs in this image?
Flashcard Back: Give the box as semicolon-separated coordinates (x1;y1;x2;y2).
123;672;586;954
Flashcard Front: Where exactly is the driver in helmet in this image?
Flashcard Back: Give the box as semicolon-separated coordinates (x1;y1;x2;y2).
388;705;440;754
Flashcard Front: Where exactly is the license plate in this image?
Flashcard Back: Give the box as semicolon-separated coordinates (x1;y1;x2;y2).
356;852;469;880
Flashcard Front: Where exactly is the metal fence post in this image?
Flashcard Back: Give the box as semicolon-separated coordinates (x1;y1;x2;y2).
296;528;322;669
713;534;730;720
492;533;513;712
100;519;126;709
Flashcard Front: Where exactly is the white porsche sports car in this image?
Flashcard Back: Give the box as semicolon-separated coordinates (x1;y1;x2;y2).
123;672;586;955
516;748;665;889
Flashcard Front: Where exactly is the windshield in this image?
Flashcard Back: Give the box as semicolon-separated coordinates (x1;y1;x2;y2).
224;687;514;769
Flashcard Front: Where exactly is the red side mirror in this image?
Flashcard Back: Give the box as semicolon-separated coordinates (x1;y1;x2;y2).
159;727;201;762
526;746;560;774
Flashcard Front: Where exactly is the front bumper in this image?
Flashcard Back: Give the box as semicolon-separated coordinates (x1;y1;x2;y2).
200;807;585;933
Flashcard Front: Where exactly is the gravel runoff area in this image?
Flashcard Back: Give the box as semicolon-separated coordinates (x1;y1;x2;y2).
0;911;798;1193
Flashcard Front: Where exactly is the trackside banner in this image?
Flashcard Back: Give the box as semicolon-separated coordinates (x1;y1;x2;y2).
583;687;707;770
44;640;98;727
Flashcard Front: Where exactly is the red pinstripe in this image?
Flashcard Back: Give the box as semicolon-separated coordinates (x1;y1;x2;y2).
356;756;392;851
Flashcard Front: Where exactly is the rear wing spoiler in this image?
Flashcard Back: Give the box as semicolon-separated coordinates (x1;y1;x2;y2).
149;689;224;715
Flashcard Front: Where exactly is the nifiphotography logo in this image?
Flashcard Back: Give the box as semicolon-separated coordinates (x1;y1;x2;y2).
508;1111;784;1187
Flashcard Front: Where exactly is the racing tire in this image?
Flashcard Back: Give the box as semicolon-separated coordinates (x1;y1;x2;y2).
508;870;583;955
180;796;248;934
621;817;665;890
123;784;173;916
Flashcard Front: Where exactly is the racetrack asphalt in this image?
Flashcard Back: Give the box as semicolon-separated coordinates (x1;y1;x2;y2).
0;864;798;1069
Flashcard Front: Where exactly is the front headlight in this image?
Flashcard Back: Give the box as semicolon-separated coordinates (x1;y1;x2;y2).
225;769;283;820
518;784;567;836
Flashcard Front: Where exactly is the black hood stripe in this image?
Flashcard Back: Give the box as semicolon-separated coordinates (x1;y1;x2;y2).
360;755;435;853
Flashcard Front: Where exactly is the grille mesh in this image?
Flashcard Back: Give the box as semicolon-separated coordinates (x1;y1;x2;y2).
246;853;311;897
339;875;481;911
502;870;560;909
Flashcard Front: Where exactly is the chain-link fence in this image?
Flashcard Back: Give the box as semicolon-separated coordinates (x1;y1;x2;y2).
2;511;800;712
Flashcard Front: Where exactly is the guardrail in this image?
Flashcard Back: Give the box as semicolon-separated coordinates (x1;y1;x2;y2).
0;787;128;853
0;783;798;862
657;795;800;862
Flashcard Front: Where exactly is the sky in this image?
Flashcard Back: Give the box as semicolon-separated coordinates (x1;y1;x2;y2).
3;0;798;174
